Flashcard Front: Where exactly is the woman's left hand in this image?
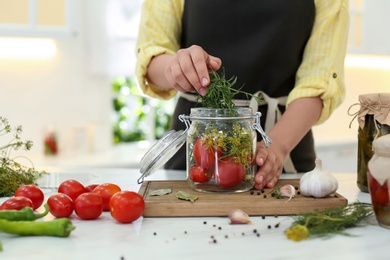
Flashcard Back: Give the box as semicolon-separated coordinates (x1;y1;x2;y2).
254;141;285;190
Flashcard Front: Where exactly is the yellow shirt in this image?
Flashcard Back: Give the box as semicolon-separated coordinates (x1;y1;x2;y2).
135;0;349;125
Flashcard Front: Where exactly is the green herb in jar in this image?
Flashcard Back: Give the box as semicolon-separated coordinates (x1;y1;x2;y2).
195;68;264;115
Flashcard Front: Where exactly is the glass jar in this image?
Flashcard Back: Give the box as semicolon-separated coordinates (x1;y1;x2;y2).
367;134;390;228
183;107;268;193
352;93;390;193
138;107;270;193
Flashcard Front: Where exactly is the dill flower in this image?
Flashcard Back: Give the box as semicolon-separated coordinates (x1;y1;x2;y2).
285;224;310;242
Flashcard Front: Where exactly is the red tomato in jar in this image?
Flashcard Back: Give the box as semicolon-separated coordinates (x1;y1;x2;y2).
92;183;121;211
214;158;245;187
74;193;103;220
47;193;74;218
14;185;44;210
58;179;86;201
368;173;389;206
189;165;212;183
109;191;145;224
85;184;99;192
193;138;221;169
0;196;33;210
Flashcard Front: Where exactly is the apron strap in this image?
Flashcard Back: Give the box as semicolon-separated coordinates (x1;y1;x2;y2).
178;91;297;173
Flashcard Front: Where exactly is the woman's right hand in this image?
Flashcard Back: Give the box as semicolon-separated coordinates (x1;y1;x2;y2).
164;45;222;96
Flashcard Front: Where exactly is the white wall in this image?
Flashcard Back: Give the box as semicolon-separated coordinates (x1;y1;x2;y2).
0;1;113;159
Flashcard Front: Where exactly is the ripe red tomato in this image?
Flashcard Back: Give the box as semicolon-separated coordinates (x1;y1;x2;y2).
109;191;145;224
47;193;74;218
85;184;99;192
0;196;33;210
93;183;121;211
214;159;245;187
368;172;389;206
189;165;212;183
58;179;86;201
193;138;221;169
14;185;44;210
74;192;103;220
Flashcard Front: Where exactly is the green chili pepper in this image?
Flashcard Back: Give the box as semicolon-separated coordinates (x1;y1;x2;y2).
0;204;50;221
0;218;75;237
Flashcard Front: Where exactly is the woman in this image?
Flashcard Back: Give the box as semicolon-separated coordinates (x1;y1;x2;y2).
135;0;349;190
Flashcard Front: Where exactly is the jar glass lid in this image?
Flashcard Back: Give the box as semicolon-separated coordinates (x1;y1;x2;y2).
138;129;187;184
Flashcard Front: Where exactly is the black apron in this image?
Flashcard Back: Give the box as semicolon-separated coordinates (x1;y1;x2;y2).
164;0;316;172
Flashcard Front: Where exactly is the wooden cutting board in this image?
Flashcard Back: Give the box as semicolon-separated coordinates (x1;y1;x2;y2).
138;179;348;217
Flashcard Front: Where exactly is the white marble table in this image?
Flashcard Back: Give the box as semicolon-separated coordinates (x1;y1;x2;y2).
0;168;389;260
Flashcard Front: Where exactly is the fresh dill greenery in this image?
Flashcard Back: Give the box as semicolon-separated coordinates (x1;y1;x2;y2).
0;116;47;197
285;202;375;241
195;68;264;115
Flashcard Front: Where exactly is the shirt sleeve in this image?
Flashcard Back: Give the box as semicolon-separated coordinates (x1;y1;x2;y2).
286;0;350;125
135;0;183;100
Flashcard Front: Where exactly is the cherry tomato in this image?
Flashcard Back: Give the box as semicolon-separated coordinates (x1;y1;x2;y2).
74;192;103;220
47;193;74;218
14;185;44;210
193;138;221;169
93;183;121;211
214;159;245;187
0;196;33;210
189;165;212;183
109;191;145;224
85;184;99;192
58;179;86;201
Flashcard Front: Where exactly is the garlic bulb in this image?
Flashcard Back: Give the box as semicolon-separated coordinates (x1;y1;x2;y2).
300;158;338;198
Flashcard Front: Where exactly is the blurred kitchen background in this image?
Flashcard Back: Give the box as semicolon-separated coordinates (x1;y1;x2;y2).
0;0;389;173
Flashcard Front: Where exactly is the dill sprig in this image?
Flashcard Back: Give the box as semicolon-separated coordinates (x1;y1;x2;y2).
195;68;264;115
285;202;375;241
0;116;47;197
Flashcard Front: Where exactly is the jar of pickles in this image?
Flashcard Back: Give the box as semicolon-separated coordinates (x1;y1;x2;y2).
138;107;271;193
352;93;390;192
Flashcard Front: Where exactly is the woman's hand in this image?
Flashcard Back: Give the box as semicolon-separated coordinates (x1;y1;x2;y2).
148;45;222;96
165;45;222;95
254;141;285;190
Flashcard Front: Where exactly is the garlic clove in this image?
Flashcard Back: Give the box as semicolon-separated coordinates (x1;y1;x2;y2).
300;158;338;198
227;209;252;224
279;184;296;201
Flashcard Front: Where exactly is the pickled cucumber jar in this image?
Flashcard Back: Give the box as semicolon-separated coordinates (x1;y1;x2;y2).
351;93;390;193
138;107;271;193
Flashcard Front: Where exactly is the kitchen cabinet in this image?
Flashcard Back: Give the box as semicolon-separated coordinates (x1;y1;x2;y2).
348;0;390;55
0;0;76;38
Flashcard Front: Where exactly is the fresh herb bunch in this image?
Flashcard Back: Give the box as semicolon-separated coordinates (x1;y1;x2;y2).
0;116;46;197
285;202;375;241
195;68;264;115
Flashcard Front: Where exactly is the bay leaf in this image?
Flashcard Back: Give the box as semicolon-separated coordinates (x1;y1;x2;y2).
175;190;198;203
